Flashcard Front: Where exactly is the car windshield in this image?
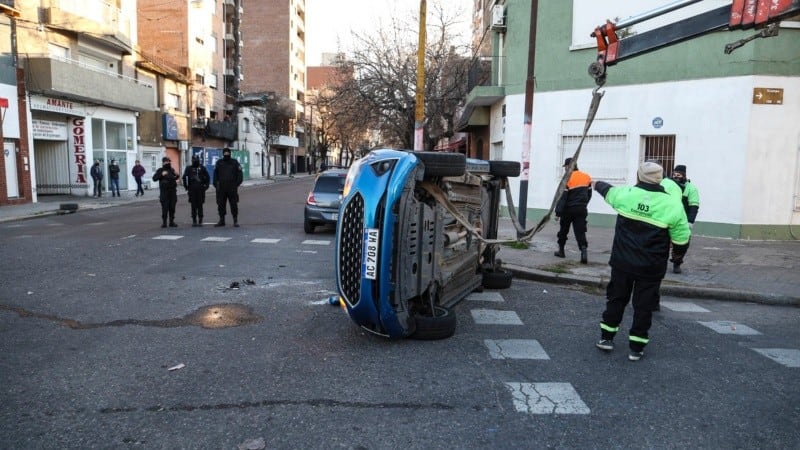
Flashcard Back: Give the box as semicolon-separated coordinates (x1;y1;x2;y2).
315;176;345;193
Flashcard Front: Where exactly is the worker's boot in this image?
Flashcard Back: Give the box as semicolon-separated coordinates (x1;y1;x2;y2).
580;246;588;264
233;215;239;228
214;216;225;227
198;215;203;227
673;262;682;274
554;245;565;258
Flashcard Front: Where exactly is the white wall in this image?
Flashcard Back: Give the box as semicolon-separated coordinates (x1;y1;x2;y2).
500;75;799;226
0;84;20;139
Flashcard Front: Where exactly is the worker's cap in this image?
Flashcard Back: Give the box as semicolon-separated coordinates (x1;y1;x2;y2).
563;157;573;167
222;148;232;155
673;164;686;175
162;157;170;162
638;161;663;184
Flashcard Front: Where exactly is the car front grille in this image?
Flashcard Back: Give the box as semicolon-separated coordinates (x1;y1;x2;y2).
338;193;364;305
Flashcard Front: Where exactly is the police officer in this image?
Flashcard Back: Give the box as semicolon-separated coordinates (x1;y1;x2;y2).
213;147;243;227
182;155;211;226
153;157;180;228
593;161;690;361
554;157;592;264
669;164;700;273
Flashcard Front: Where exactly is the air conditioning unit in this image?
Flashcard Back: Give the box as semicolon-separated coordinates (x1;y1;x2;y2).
491;4;506;30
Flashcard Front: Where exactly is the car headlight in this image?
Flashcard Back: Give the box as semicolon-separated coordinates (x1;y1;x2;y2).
342;160;362;198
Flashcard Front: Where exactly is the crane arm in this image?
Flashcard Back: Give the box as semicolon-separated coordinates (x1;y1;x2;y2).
589;0;800;85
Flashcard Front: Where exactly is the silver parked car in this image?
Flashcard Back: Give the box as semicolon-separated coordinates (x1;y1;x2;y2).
304;168;348;233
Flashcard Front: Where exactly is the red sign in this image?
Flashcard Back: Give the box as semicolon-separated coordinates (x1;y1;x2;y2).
0;97;8;108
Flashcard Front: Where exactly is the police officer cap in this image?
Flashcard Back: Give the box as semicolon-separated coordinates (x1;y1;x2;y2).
162;157;170;162
223;147;232;155
563;157;573;167
192;155;200;161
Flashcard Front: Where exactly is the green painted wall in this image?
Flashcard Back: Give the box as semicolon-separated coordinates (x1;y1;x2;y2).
499;1;800;93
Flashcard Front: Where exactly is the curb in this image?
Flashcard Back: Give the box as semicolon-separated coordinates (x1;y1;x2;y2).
505;264;800;307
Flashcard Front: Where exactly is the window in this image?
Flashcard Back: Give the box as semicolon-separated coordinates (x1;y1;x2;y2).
105;121;133;150
242;118;250;133
195;73;205;85
48;43;69;60
208;72;218;89
643;135;676;177
560;119;628;182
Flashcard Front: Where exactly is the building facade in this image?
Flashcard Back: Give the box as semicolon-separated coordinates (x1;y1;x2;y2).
240;0;306;175
461;0;800;239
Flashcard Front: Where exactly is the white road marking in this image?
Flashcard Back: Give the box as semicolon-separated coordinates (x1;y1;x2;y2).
153;235;183;240
471;309;523;325
302;240;330;245
201;237;232;242
251;238;281;244
485;339;549;360
661;301;710;313
466;292;505;302
505;382;590;414
698;320;761;335
752;348;800;368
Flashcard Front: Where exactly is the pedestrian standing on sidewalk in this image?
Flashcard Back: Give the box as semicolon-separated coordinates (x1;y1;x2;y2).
153;157;180;228
108;160;121;197
132;160;146;197
182;155;211;227
213;147;243;227
554;157;592;264
669;164;700;274
593;161;690;361
90;160;103;197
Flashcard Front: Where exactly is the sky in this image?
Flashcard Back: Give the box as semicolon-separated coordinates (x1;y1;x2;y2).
305;0;471;66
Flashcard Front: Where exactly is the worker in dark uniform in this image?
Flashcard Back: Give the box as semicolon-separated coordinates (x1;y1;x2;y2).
593;161;690;361
669;164;700;273
182;155;211;227
554;157;593;264
213;147;243;227
153;157;180;228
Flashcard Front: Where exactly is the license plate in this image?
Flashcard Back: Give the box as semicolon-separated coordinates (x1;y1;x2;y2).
362;228;379;280
332;213;338;221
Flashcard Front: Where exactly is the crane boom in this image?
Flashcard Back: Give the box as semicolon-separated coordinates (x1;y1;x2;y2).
589;0;800;85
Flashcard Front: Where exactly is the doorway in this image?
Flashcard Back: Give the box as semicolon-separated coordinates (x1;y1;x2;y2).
4;142;18;197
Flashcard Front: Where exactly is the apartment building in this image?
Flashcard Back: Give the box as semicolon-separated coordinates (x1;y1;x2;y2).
10;0;152;200
139;0;243;176
460;0;800;239
0;2;29;205
240;0;305;175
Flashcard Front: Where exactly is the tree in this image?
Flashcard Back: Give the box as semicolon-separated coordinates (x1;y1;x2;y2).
323;1;472;151
251;93;295;178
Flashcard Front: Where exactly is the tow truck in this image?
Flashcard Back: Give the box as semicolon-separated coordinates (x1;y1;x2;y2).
589;0;800;85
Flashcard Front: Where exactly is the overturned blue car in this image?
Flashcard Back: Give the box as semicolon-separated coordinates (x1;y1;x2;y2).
334;149;520;339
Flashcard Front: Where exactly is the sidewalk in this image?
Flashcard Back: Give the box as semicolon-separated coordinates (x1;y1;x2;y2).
2;176;798;306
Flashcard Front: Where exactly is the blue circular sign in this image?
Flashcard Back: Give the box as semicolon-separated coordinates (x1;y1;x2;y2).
652;117;664;129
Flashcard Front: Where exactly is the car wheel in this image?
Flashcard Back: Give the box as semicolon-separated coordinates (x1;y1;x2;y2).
482;268;513;289
304;220;315;233
415;151;466;177
489;160;521;177
411;306;457;340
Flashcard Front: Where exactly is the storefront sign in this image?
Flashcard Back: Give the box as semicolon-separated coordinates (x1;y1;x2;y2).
71;118;87;184
29;95;87;116
32;119;68;140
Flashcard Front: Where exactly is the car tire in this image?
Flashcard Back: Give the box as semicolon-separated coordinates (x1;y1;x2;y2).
411;306;457;340
482;268;513;290
304;220;315;234
415;151;466;177
489;161;521;177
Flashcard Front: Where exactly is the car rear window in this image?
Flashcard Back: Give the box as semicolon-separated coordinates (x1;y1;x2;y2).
315;175;346;193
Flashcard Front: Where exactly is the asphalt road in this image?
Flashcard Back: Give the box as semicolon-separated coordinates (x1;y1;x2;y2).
0;179;797;449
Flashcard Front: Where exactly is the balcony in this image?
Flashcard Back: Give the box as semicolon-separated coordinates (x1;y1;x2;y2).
205;119;237;141
463;59;503;107
25;56;154;111
42;0;133;54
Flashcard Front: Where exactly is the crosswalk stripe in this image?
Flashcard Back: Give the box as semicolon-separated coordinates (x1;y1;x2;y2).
471;309;523;325
661;301;710;312
752;348;800;368
698;320;761;335
485;339;549;360
251;238;281;244
302;240;330;245
466;292;505;302
505;382;590;414
153;235;183;240
201;237;232;242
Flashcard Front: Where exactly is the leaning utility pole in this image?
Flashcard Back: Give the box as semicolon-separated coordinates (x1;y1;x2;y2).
414;0;426;151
